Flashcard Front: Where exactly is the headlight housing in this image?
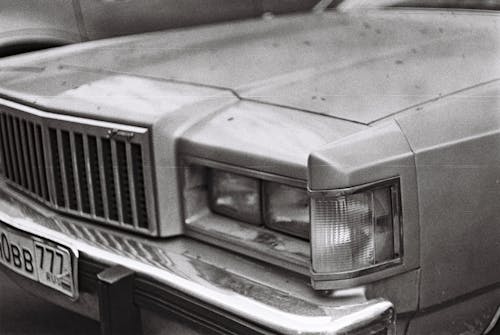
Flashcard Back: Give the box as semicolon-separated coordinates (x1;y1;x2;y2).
310;179;402;280
183;161;310;240
182;158;405;289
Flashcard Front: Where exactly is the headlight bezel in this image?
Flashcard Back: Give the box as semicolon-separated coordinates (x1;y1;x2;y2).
180;155;311;275
181;155;409;289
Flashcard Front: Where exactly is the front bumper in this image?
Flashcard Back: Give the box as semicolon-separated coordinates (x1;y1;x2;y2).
0;180;395;335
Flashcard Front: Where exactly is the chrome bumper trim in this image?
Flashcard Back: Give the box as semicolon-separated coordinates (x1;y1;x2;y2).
0;181;394;334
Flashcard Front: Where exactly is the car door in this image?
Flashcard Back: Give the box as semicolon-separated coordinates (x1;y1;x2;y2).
76;0;261;40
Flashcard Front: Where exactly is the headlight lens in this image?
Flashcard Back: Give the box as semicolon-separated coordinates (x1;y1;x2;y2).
208;169;261;225
311;182;400;274
263;182;310;239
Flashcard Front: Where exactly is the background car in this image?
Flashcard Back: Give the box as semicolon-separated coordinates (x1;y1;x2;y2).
0;0;320;57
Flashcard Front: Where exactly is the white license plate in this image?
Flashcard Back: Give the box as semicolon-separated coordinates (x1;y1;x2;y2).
0;224;77;298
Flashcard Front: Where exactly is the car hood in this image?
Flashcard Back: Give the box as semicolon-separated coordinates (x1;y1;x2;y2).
0;9;499;125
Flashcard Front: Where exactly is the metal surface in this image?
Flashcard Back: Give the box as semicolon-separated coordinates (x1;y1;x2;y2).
181;156;310;275
0;179;395;335
308;121;420;290
1;10;497;124
395;80;500;310
0;98;157;235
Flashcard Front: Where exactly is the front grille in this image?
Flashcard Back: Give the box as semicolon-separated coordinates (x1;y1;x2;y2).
0;101;156;234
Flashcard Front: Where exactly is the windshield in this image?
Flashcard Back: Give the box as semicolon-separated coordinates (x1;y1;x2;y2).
335;0;500;11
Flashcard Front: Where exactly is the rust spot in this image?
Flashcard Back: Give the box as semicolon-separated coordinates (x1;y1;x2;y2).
320;97;326;101
439;27;444;33
375;29;381;34
227;117;234;121
303;40;312;46
395;60;404;65
363;22;371;29
311;95;317;100
411;48;417;54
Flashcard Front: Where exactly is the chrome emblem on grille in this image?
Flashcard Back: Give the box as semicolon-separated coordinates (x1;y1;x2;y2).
106;128;135;140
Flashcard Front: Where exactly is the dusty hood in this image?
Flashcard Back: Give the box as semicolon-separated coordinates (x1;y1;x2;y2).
0;9;499;124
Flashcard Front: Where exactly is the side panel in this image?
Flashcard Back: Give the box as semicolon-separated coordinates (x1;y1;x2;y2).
396;80;500;332
77;0;259;40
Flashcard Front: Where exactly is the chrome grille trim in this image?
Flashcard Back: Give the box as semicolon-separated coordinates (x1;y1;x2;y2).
0;99;157;235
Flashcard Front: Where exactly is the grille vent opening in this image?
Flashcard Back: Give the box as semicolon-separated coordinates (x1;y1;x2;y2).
0;108;154;233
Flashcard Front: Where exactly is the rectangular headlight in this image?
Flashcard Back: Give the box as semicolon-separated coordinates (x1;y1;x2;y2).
208;169;261;225
311;181;401;274
263;181;310;239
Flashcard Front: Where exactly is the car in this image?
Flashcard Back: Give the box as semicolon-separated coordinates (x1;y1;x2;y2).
0;2;499;335
0;0;320;57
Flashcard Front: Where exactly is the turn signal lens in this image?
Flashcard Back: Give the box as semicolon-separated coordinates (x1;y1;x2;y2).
208;169;261;225
311;182;399;274
263;182;310;239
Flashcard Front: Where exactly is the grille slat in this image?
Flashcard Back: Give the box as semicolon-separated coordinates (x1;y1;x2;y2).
35;125;50;201
82;135;95;216
19;120;34;192
98;138;112;220
69;132;82;212
61;130;77;210
126;143;138;228
12;117;27;188
116;141;133;226
0;104;155;234
0;114;13;180
5;116;20;184
89;136;105;217
75;133;91;214
110;140;124;223
132;143;149;229
26;122;41;197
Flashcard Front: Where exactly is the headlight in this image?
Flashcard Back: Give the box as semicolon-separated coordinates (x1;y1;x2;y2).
310;180;401;275
263;181;309;239
184;163;310;238
208;169;261;225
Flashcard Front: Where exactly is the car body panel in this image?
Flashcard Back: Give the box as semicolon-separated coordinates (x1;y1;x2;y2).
0;0;82;53
3;10;494;124
179;100;366;180
395;80;500;310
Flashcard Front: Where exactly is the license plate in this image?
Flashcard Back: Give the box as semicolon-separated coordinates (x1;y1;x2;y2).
0;224;77;298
